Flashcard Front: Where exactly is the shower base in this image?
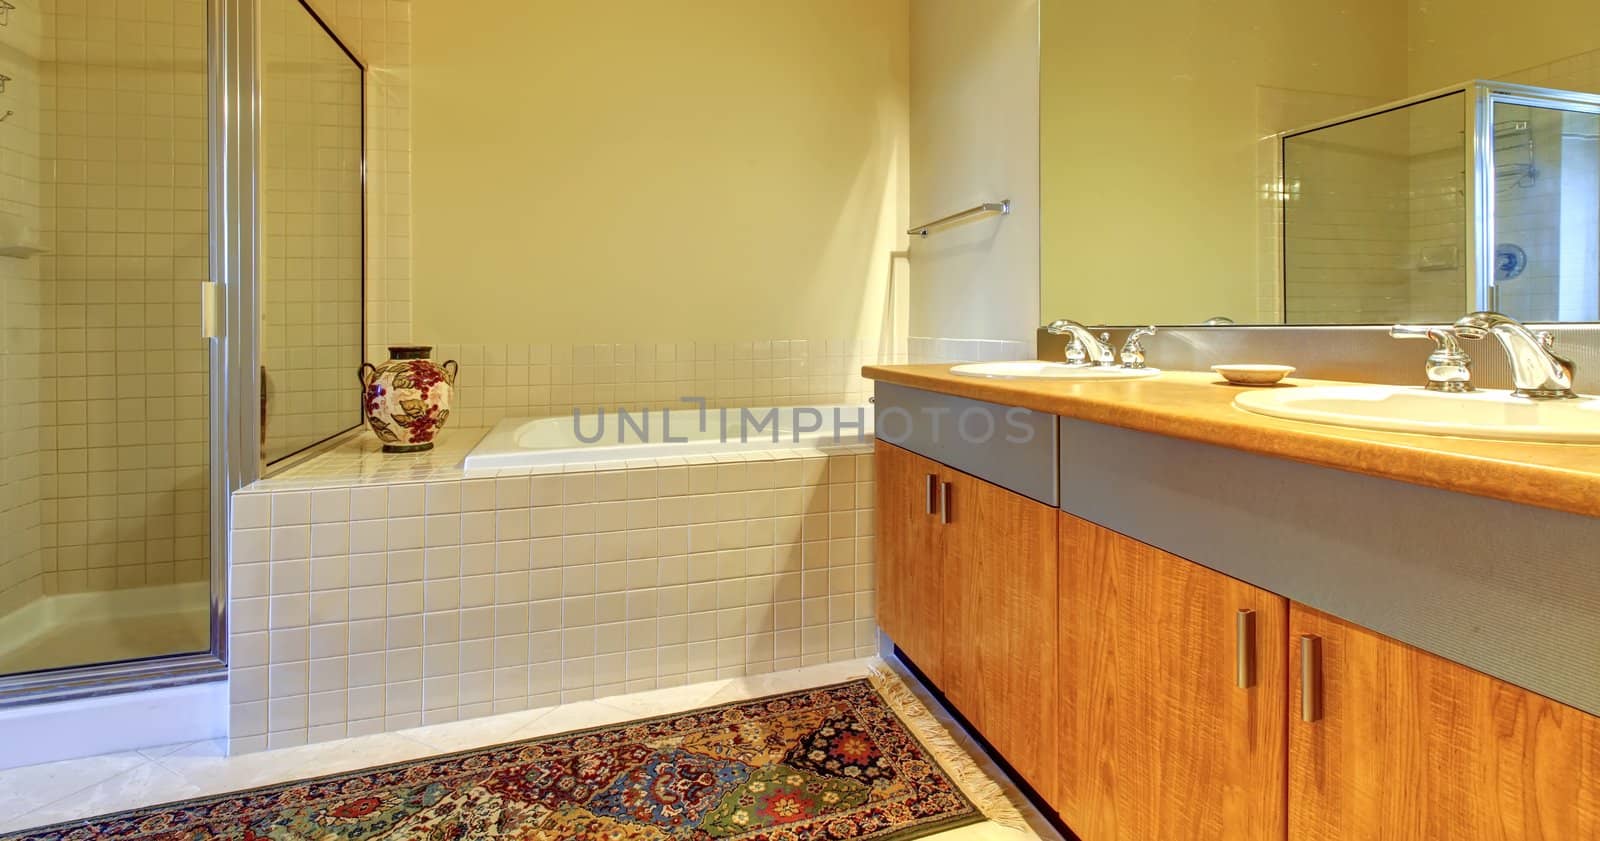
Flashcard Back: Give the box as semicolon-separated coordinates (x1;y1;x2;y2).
0;582;210;676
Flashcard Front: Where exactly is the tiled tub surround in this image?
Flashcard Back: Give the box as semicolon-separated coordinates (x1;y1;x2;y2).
228;438;876;753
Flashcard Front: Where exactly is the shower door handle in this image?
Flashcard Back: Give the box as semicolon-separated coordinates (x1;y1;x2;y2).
200;280;220;339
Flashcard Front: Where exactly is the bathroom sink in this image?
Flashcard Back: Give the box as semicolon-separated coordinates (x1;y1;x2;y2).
949;361;1162;381
1233;385;1600;443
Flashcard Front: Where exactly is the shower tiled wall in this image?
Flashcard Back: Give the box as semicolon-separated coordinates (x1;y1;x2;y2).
228;447;876;752
36;0;212;595
0;5;49;620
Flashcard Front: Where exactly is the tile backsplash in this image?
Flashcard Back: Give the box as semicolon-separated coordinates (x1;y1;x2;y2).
907;336;1031;364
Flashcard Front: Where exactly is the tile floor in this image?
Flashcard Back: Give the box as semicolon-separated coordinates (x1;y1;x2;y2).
0;657;1062;840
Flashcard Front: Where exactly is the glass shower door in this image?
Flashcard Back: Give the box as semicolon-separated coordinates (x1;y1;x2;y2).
0;0;215;683
1489;99;1600;322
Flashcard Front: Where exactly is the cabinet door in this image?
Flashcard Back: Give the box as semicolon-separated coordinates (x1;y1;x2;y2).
1289;604;1600;840
1057;513;1287;841
936;469;984;721
961;472;1058;796
874;441;945;682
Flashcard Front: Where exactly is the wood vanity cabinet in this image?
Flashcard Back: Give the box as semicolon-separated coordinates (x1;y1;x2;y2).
879;434;1600;841
1056;512;1288;841
1288;604;1600;840
873;440;1058;796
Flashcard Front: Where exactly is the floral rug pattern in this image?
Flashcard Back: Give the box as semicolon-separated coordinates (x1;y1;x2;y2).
8;680;985;841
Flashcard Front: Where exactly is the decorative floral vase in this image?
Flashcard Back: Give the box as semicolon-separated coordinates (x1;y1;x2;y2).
359;346;459;453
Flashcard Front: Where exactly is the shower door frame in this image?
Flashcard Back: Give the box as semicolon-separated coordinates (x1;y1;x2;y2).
0;0;259;706
1474;83;1600;313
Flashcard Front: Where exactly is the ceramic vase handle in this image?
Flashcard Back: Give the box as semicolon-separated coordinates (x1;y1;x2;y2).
442;360;459;385
358;362;378;385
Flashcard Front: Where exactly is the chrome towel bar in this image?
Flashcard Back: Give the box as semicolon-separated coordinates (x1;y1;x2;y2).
907;199;1010;238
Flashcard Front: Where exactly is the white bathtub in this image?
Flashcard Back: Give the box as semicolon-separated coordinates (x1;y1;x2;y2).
464;403;875;470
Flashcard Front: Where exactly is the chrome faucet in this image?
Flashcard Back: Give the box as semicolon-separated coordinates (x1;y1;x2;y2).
1390;325;1473;392
1044;320;1117;367
1450;311;1577;399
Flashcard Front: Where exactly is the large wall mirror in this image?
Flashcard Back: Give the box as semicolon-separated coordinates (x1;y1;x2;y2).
1041;0;1600;326
260;0;365;463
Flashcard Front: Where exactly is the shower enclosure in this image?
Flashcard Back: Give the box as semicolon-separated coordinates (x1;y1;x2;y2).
0;0;361;706
1281;81;1600;324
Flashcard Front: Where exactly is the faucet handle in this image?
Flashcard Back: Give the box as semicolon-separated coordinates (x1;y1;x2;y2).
1064;335;1087;366
1391;324;1473;392
1535;330;1577;378
1120;326;1156;369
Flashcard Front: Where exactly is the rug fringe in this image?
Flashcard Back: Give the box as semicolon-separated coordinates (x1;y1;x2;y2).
867;665;1032;834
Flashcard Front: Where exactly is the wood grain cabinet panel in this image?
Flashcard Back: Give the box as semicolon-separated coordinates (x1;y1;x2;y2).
936;470;983;720
873;440;946;685
1057;513;1288;841
960;471;1058;795
1289;604;1600;841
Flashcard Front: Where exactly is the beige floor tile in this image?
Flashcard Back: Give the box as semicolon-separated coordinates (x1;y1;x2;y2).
705;657;875;704
149;733;438;799
0;751;150;833
508;699;642;739
10;763;201;833
395;706;559;753
593;678;734;718
927;820;1040;839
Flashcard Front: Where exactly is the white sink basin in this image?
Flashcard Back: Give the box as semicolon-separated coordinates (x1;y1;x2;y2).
1234;385;1600;443
949;361;1162;381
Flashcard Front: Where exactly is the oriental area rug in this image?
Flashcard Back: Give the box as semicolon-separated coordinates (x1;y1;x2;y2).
8;673;1018;841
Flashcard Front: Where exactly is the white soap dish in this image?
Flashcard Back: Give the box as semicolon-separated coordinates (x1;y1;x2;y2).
1212;364;1295;386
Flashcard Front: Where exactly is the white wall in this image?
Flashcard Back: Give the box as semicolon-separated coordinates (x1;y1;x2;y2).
908;0;1039;359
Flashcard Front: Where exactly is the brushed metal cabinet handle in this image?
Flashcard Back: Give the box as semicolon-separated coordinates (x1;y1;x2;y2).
1300;635;1323;722
939;481;952;525
1236;609;1256;689
925;474;938;516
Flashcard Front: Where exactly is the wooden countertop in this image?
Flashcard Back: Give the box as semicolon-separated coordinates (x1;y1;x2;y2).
862;365;1600;519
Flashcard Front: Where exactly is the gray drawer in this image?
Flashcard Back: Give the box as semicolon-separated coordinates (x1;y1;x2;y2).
874;382;1058;505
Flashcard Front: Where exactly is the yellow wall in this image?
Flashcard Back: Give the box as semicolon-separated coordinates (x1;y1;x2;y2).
1040;0;1408;326
1408;0;1600;92
411;0;909;346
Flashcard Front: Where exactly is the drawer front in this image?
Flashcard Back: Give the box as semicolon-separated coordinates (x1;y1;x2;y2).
873;382;1058;506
